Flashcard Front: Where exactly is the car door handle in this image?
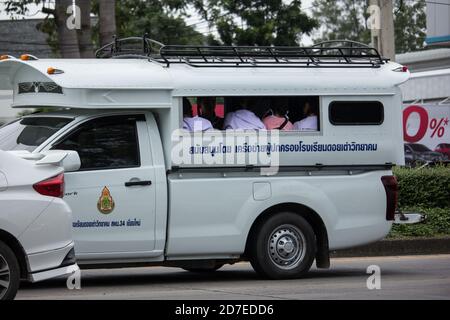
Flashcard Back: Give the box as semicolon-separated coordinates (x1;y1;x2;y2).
124;180;152;187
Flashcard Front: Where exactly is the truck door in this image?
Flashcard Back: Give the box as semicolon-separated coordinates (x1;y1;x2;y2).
51;114;157;258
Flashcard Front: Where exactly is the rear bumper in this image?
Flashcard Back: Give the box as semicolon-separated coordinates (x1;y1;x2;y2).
30;263;79;283
329;221;392;250
394;212;426;224
27;242;78;282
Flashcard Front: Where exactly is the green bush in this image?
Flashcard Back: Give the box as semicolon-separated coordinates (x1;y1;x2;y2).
388;166;450;238
393;166;450;208
389;206;450;238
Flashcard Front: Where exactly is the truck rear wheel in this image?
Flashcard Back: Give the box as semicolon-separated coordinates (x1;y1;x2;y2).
0;241;20;300
249;212;316;279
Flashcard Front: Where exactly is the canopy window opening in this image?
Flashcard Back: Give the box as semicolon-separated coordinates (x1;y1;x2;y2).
329;101;384;126
182;96;320;132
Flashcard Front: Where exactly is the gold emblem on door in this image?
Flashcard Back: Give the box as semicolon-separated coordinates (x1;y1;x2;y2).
97;186;115;214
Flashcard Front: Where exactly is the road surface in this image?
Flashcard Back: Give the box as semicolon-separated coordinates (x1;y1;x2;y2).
16;254;450;300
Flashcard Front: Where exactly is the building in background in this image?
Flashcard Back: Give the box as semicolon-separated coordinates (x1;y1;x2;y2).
0;19;54;58
397;48;450;104
398;0;450;151
426;0;450;47
0;18;53;124
397;49;450;151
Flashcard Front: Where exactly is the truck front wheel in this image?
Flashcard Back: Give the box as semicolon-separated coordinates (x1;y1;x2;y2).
0;241;20;300
249;212;316;279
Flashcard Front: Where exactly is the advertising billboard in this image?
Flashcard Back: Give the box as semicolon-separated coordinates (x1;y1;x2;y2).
403;104;450;150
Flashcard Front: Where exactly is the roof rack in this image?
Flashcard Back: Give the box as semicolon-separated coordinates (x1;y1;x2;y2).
96;36;388;68
95;35;164;60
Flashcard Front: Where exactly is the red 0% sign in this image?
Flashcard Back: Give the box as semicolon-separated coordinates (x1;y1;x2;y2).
403;105;449;143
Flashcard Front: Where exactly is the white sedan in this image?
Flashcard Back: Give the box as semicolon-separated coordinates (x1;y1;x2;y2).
0;150;79;300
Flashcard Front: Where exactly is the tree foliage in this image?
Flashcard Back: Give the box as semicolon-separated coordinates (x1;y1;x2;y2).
110;0;205;45
311;0;370;44
193;0;318;46
3;0;206;57
311;0;426;53
3;0;426;54
394;0;426;53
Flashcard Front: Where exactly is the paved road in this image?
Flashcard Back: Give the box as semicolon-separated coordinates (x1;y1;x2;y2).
16;255;450;300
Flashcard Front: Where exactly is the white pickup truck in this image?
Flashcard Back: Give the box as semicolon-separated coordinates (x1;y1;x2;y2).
0;39;413;279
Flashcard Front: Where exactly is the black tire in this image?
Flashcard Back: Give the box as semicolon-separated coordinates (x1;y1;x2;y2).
183;264;224;273
249;212;316;280
0;241;20;300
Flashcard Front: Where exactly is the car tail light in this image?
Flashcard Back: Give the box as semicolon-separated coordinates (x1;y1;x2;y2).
381;176;398;221
33;173;65;198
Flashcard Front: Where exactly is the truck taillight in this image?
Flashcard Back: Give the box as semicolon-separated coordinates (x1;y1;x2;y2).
33;173;65;198
381;175;398;221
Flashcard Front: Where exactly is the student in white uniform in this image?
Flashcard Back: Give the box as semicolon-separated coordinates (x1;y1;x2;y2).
293;101;318;131
223;98;265;130
197;97;224;129
262;102;294;131
182;98;213;132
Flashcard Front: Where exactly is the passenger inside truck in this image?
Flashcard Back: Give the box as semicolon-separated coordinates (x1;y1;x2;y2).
262;98;294;131
223;97;266;130
182;98;213;132
181;96;320;132
293;101;319;131
197;97;224;130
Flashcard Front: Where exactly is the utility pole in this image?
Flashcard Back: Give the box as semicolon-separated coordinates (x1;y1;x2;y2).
370;0;396;61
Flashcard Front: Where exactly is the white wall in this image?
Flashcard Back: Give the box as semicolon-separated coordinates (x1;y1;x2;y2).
400;69;450;102
426;0;450;45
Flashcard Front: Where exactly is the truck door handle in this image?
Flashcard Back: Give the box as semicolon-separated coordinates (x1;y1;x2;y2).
124;180;152;187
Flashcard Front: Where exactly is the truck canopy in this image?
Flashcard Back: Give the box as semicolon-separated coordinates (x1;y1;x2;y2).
0;56;409;109
0;41;410;168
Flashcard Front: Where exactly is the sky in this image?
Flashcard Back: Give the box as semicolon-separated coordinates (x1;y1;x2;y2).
0;0;315;44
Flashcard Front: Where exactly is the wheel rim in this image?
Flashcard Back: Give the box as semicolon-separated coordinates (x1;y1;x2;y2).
0;254;11;299
268;224;306;270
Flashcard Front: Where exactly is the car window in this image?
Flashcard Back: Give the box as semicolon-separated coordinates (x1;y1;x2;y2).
52;115;141;171
0;117;73;151
409;144;431;152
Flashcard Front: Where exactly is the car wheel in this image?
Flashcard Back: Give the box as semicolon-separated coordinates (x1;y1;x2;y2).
0;241;20;300
249;212;316;280
182;264;224;273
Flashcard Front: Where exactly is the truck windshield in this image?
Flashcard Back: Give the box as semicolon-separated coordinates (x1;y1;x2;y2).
0;117;73;151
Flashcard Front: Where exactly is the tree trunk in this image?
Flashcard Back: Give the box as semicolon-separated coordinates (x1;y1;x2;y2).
55;0;81;58
77;0;94;58
98;0;117;47
379;0;396;61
